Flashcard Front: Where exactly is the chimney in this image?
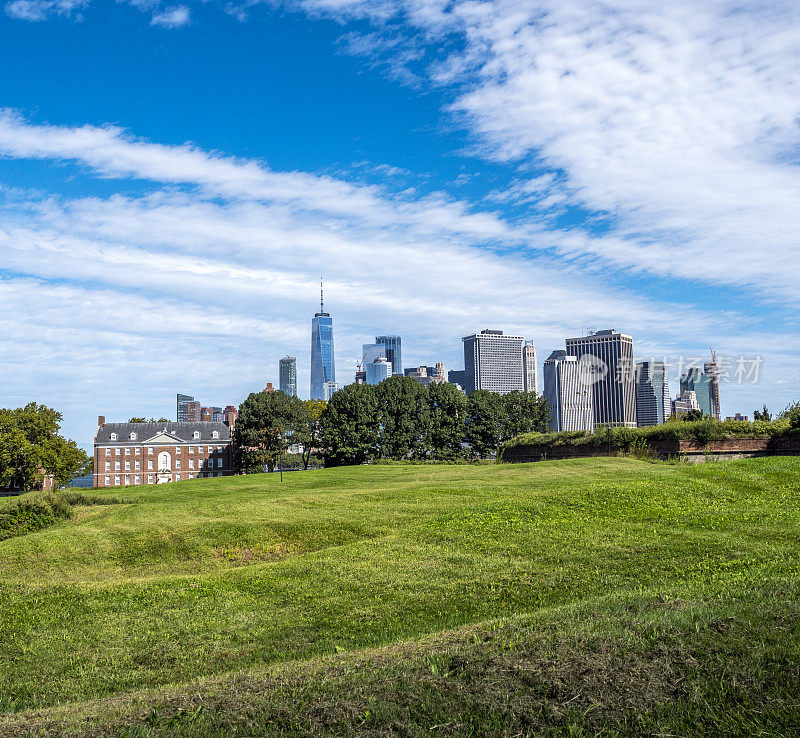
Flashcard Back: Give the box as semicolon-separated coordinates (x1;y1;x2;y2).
98;415;106;427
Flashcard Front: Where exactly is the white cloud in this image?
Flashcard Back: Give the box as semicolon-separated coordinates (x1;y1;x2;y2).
289;0;800;306
5;113;786;445
4;0;85;21
150;4;190;27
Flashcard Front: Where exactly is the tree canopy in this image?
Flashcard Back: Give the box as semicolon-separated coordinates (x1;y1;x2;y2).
317;381;550;465
232;390;308;473
0;403;91;491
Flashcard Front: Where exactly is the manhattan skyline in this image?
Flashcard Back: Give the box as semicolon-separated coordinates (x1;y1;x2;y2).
0;1;797;447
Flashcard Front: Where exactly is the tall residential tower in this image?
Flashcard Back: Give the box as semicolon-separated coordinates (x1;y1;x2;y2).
279;356;297;397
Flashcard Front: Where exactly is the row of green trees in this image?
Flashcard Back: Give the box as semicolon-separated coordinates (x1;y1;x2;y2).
0;404;92;491
232;377;550;470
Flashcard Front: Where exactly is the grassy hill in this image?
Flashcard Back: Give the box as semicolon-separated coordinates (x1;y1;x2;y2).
1;457;799;735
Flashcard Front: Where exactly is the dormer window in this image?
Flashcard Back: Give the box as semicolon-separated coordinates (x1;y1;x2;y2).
193;431;200;440
212;431;219;439
130;432;137;441
110;433;117;441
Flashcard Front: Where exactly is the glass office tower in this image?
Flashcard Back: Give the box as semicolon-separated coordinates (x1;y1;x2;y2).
376;335;402;375
279;356;297;397
310;287;335;400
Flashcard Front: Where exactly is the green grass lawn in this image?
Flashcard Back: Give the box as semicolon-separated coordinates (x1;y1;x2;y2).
1;457;799;736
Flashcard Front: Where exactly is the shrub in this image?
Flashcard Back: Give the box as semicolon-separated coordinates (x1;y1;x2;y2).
504;416;794;452
0;492;122;542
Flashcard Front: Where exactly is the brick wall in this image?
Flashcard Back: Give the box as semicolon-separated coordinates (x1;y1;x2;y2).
503;434;800;463
94;443;233;487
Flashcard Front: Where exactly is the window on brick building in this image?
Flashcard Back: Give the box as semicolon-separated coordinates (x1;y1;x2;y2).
147;447;153;454
114;476;120;485
148;460;153;470
217;458;223;468
176;459;181;469
135;475;140;484
189;459;194;469
125;461;130;471
188;446;194;453
105;461;110;471
125;448;131;455
104;476;110;486
148;475;153;484
115;461;120;471
135;460;140;470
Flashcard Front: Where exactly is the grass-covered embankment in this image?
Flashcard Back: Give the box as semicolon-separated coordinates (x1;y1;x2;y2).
503;416;800;453
1;457;800;735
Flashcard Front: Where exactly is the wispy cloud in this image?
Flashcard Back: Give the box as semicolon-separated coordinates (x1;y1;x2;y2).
150;4;190;27
285;0;800;307
4;111;778;444
4;0;85;21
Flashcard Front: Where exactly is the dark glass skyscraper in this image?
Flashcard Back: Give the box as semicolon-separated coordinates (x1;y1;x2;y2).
279;356;297;397
310;283;335;400
376;335;402;375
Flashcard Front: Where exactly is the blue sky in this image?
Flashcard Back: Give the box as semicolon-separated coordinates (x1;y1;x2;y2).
1;0;799;448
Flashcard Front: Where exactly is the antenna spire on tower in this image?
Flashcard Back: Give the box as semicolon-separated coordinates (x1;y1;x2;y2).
320;277;324;313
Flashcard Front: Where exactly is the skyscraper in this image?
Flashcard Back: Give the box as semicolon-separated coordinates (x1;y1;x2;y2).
680;367;713;417
565;329;636;427
462;330;525;395
365;357;391;385
673;390;700;417
636;360;670;426
542;350;594;432
177;394;194;422
310;281;335;401
705;351;721;420
279;356;297;397
523;341;538;394
375;336;402;375
362;343;386;366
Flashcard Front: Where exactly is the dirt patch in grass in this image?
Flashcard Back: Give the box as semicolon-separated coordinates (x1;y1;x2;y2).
212;544;297;564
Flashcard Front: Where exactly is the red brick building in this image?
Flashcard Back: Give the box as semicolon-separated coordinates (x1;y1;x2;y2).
93;417;233;488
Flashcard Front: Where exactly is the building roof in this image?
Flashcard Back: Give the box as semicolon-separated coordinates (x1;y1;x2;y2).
95;421;231;445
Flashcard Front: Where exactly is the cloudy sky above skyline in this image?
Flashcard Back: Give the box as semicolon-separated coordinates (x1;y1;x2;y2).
1;0;799;447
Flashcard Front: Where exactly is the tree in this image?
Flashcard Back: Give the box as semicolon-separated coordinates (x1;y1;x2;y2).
232;390;306;473
783;402;800;430
753;405;772;421
426;382;467;459
465;391;505;458
128;417;146;423
683;409;704;422
375;376;431;459
499;391;550;441
297;399;327;470
0;403;91;491
320;384;379;466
